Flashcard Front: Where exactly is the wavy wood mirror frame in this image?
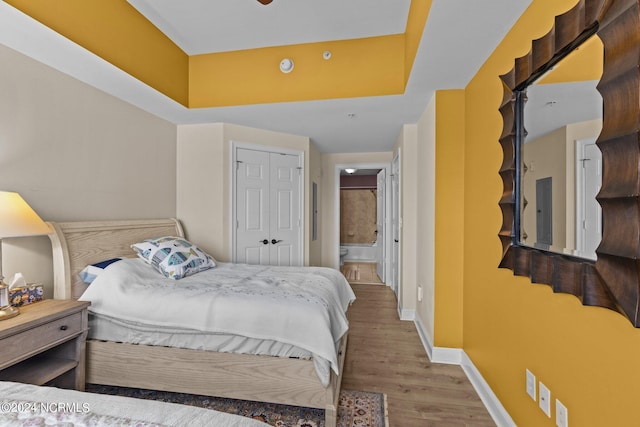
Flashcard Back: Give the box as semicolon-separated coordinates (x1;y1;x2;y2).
499;0;640;327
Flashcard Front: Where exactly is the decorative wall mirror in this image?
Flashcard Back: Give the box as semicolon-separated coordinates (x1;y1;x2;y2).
499;0;640;327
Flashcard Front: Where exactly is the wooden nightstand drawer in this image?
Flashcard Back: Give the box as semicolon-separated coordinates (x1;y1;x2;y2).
0;312;82;368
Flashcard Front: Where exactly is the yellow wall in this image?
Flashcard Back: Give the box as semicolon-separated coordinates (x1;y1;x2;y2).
5;0;189;105
462;0;640;425
189;36;405;107
433;90;465;348
5;0;431;108
404;0;432;82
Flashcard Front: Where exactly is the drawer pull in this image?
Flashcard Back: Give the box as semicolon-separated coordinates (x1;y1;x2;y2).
59;325;68;331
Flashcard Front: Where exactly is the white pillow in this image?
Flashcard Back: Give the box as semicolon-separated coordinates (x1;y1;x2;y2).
131;236;215;280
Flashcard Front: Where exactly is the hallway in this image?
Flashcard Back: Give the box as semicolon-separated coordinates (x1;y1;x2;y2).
342;284;495;426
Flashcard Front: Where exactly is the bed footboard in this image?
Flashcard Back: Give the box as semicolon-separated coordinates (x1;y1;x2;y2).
87;333;347;426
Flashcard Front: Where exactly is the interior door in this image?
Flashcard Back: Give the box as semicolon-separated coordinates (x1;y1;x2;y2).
269;152;301;266
576;137;602;259
235;147;302;266
236;149;271;264
376;169;386;281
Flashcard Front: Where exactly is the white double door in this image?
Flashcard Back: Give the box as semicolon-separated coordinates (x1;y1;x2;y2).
235;147;302;266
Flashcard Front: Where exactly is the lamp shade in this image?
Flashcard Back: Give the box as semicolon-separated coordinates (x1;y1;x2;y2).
0;192;51;238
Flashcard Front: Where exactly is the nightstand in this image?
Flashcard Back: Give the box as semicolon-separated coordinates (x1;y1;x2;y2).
0;299;90;390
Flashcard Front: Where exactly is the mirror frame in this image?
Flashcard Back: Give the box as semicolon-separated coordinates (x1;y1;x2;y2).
499;0;640;327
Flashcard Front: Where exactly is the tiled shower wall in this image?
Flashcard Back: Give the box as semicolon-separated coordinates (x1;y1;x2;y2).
340;189;377;244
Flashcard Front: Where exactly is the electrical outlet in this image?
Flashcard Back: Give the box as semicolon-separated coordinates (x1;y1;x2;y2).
556;399;568;427
539;382;551;417
526;369;536;401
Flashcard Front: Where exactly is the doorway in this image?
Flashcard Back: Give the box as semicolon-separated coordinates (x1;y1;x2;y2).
335;163;391;285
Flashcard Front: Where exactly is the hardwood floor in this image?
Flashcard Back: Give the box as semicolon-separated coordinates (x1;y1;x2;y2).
342;284;495;426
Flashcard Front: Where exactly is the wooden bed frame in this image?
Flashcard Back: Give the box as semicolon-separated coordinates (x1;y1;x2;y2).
48;218;346;427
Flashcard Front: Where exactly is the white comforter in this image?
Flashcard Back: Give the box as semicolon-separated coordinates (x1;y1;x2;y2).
0;381;267;426
79;259;355;386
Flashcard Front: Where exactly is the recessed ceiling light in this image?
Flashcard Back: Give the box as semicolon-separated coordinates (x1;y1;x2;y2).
280;58;294;73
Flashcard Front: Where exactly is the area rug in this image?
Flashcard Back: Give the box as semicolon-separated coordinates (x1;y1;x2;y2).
85;385;388;427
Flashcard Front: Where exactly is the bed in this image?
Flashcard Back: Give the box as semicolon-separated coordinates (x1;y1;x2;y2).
0;380;268;426
48;218;353;427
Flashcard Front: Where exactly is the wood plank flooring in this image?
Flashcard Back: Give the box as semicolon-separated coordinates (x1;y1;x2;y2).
342;284;495;426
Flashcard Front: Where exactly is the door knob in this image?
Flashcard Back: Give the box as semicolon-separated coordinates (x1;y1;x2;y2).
260;239;269;245
271;239;283;244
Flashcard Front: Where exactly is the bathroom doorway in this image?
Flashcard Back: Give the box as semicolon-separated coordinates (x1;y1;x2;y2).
335;163;390;285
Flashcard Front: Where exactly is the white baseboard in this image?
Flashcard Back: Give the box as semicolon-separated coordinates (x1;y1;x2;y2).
399;308;415;321
431;347;463;365
413;312;433;360
412;318;515;427
460;352;516;427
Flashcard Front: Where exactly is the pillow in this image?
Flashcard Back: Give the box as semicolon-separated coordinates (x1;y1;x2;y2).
79;258;122;285
131;236;215;280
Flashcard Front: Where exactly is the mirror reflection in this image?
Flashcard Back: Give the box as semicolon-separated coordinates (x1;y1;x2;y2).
520;34;603;260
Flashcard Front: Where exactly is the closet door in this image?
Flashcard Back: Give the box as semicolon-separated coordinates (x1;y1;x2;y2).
236;148;271;265
235;147;302;266
269;152;301;266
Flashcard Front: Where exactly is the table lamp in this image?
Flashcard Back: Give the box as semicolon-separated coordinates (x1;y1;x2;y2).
0;191;51;320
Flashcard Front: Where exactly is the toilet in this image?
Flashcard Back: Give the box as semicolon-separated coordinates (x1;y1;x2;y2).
339;247;348;266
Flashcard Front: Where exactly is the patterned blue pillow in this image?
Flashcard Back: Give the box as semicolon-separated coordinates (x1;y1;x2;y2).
131;236;215;280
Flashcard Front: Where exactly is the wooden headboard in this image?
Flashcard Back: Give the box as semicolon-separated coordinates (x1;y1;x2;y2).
48;219;184;300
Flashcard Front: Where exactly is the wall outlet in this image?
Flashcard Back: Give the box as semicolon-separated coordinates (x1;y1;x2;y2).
539;381;551;417
556;399;568;427
526;369;536;401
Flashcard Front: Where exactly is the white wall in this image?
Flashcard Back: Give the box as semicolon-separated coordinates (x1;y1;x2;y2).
0;44;177;296
414;94;436;340
393;125;419;317
176;122;315;264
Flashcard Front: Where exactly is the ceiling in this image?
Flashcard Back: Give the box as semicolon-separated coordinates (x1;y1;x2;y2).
524;80;601;142
0;0;532;153
127;0;413;55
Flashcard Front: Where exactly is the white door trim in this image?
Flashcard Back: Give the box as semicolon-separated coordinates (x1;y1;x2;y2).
231;141;305;265
575;136;600;260
334;162;391;282
391;150;401;299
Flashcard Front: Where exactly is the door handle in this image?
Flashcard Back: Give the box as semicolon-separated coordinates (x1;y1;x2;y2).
394;239;399;243
271;239;283;244
260;239;269;245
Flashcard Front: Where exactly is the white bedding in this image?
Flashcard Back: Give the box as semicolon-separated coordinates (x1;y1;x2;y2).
88;312;314;359
0;381;267;426
79;259;355;386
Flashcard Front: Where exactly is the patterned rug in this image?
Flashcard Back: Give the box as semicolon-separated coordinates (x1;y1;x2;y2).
85;385;388;427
